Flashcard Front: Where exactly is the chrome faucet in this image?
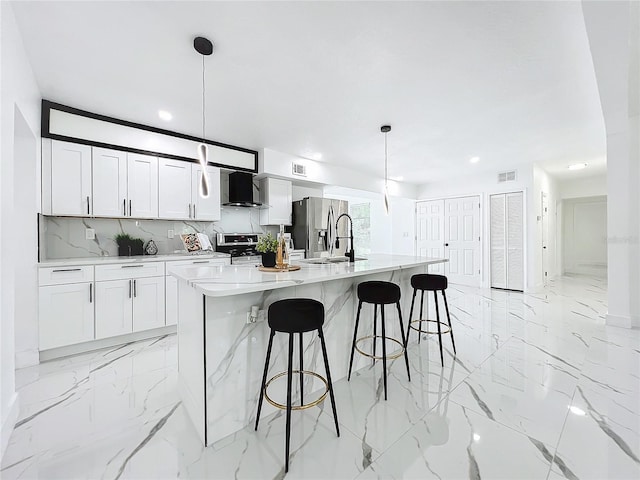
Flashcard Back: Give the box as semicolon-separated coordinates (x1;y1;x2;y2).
335;213;355;262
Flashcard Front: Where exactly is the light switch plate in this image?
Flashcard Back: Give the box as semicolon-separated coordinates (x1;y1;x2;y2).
85;228;95;240
168;229;175;239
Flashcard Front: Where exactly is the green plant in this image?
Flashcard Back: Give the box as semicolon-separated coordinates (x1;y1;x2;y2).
256;232;278;253
114;233;133;245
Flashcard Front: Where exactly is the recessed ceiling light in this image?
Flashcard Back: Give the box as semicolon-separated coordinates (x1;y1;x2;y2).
568;405;586;416
390;176;404;182
473;433;481;442
470;156;480;164
158;110;173;121
568;163;587;171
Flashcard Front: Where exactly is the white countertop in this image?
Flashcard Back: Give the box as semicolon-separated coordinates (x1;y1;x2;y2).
39;252;231;268
169;254;447;297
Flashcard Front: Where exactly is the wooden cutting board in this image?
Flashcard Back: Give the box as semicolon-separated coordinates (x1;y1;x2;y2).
258;265;301;272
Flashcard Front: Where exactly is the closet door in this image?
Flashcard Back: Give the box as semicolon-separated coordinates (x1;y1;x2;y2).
506;192;524;291
490;192;524;291
490;194;507;289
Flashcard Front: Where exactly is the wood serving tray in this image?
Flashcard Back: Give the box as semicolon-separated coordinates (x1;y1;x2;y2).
258;265;301;273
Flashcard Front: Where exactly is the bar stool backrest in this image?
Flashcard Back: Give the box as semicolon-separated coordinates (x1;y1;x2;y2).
268;298;325;333
357;281;401;305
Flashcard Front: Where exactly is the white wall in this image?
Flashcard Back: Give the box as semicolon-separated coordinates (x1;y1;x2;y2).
1;2;42;459
562;196;607;276
558;174;607;199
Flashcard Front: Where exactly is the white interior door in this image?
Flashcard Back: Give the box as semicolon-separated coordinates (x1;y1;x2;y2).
444;196;481;286
490;192;524;291
416;200;445;274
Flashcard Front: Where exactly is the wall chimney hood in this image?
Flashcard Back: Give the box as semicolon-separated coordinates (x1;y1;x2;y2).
224;172;263;208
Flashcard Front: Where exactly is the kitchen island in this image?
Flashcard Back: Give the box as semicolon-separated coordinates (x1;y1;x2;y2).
169;254;447;446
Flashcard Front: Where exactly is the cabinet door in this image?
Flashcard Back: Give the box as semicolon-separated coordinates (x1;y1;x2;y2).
95;279;133;339
39;283;94;350
192;165;221;221
132;276;165;332
50;140;92;216
92;147;128;217
260;178;292;225
165;275;178;326
158;158;191;219
128;153;158;218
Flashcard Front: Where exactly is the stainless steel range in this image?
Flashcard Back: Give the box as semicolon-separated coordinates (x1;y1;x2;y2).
215;233;262;265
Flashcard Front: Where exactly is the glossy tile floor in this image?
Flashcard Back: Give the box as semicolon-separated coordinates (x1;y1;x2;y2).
3;275;639;479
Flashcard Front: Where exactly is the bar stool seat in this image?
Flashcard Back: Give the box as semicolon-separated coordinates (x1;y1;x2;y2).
406;274;456;366
348;281;411;400
255;298;339;473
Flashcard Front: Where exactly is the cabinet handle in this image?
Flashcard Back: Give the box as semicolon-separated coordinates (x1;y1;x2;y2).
133;279;137;298
121;265;144;268
193;204;196;219
129;200;132;217
123;199;126;216
192;260;209;264
129;279;132;298
188;203;192;219
52;268;81;273
87;196;90;215
89;283;93;303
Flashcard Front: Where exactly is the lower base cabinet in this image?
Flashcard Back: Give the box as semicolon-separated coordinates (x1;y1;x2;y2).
133;276;165;332
39;282;94;350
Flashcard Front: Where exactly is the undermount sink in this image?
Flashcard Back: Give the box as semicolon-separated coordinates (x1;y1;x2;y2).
301;256;367;264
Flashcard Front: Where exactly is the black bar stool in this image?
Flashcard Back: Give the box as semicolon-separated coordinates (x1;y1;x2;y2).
406;274;456;366
347;281;411;400
255;298;339;473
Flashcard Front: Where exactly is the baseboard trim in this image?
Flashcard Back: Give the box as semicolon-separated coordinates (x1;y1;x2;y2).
1;393;20;461
15;349;39;369
39;325;177;362
606;313;640;329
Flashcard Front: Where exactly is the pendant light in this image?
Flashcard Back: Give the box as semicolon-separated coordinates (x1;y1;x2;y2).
194;36;213;198
381;125;391;215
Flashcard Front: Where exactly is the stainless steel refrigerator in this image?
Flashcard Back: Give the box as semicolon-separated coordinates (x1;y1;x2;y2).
292;197;349;259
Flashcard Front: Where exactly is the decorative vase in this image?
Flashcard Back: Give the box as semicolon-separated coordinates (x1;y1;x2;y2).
261;252;276;268
145;239;158;255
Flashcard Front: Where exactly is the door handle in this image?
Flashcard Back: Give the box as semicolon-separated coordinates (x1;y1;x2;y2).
52;268;81;273
188;204;192;219
123;199;126;216
121;265;144;268
128;279;132;298
129;200;132;217
192;260;209;264
87;196;90;215
89;283;93;303
193;204;196;219
133;279;137;298
444;243;449;247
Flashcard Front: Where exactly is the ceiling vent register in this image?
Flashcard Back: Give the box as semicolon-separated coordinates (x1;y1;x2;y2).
292;163;307;177
498;170;517;183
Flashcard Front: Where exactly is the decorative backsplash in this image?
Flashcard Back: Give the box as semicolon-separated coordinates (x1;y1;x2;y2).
40;207;273;260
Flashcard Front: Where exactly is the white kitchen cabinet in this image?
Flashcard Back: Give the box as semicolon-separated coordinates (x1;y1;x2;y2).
39;282;94;350
159;159;221;221
92;147;127;217
192;165;221;221
94;263;165;339
45;140;92;216
95;279;133;339
93;149;158;219
38;265;95;350
259;177;292;226
158;158;192;219
128;153;158;218
132;276;165;332
165;257;230;325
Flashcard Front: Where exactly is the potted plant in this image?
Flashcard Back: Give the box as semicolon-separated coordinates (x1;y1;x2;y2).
115;233;133;256
256;232;278;267
130;237;144;256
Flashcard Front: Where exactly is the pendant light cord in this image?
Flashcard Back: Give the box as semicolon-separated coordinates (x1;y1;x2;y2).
384;132;388;188
202;55;206;142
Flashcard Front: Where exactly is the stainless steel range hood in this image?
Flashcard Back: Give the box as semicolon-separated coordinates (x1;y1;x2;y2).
223;172;263;208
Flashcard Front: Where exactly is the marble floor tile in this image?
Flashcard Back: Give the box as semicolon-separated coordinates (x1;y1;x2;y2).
356;401;556;480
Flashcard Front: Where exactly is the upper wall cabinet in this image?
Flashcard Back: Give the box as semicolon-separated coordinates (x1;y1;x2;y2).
259;177;292;226
91;148;158;218
158;159;220;221
43;140;92;216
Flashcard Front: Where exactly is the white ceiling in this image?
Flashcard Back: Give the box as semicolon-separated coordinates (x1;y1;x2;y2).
11;1;606;184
